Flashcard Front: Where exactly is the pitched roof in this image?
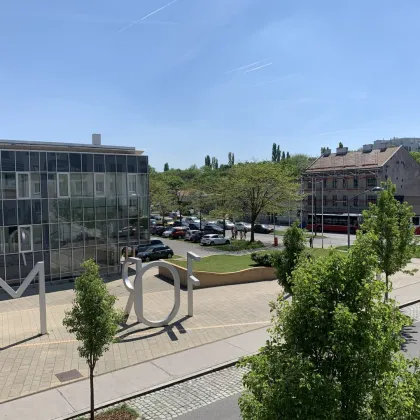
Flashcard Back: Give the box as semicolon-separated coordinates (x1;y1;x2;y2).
305;146;400;173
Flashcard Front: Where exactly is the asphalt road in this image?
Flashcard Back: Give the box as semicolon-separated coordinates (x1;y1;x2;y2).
175;393;242;420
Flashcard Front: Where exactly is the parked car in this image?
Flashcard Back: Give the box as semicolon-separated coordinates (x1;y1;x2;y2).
190;231;204;243
163;227;186;239
201;234;230;246
203;224;223;234
121;239;163;256
253;224;274;234
234;222;246;231
189;223;201;231
185;229;200;241
137;245;174;262
172;221;188;227
216;220;234;229
184;217;201;225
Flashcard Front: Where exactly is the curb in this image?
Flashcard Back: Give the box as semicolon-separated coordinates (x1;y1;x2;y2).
58;355;252;420
399;298;420;309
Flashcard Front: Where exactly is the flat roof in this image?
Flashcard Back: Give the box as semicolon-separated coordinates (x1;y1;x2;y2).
0;139;143;155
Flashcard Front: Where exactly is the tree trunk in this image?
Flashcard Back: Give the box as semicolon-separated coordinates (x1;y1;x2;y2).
385;273;389;301
223;217;226;237
250;219;255;242
90;365;95;420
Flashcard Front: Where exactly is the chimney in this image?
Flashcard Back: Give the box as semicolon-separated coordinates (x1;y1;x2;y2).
92;133;101;146
323;148;331;157
362;144;373;153
336;146;348;155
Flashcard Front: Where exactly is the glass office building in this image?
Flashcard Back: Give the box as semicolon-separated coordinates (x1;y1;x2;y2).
0;139;149;284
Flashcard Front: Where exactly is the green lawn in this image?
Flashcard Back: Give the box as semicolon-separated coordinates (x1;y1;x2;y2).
274;230;326;239
172;254;255;273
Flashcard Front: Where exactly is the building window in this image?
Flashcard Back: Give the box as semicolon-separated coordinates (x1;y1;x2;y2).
343;179;348;188
128;174;137;195
58;173;70;198
354;177;358;188
343;195;347;206
17;172;30;198
353;196;358;207
333;195;337;206
332;179;338;188
367;195;377;205
95;173;105;196
323;179;327;188
323;195;327;206
19;225;32;252
308;180;312;189
367;178;377;187
307;195;312;205
31;173;41;198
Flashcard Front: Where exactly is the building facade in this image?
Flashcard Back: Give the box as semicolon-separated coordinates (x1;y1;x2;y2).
0;138;149;285
374;137;420;152
302;145;420;222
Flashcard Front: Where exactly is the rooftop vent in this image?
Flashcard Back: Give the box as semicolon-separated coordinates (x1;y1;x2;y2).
336;147;348;155
92;133;101;146
362;144;373;153
323;148;331;157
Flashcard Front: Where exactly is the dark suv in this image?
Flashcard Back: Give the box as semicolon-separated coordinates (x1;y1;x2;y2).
203;224;223;234
122;239;163;256
137;245;174;262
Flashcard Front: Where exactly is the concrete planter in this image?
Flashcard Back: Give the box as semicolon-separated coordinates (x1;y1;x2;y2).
158;263;277;288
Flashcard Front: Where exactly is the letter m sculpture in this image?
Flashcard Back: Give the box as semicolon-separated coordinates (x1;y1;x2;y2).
0;262;47;335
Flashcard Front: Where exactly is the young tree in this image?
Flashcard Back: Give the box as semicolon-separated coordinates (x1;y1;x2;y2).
271;143;277;162
321;146;327;154
272;222;306;294
211;157;219;170
281;151;286;160
161;173;188;221
215;162;298;242
239;235;420;419
231;152;235;166
286;151;290;159
362;180;415;300
163;162;169;172
276;145;280;162
338;141;344;148
410;151;420;165
63;260;122;420
204;155;211;167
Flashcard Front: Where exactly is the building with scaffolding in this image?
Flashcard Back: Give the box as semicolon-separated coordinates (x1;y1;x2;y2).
302;144;420;225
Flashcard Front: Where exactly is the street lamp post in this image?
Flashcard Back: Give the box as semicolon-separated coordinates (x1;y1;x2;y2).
347;186;384;248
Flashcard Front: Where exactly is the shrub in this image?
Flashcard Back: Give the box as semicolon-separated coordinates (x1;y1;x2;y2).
217;240;264;251
251;251;273;266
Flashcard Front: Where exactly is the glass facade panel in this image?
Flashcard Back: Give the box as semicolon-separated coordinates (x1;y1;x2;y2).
82;154;93;172
0;255;5;281
17;173;30;198
69;153;81;172
47;153;56;172
94;154;105;172
49;200;58;223
58;173;69;197
1;151;15;171
57;153;69;172
59;223;71;248
70;173;82;196
60;250;73;275
18;200;31;225
107;197;117;219
96;221;107;245
31;173;41;198
50;251;60;275
95;198;106;220
128;174;137;195
116;173;126;195
71;198;83;222
32;200;42;224
83;198;95;221
84;222;96;246
5;254;19;281
105;155;116;172
49;224;59;249
85;246;96;261
33;225;42;251
47;174;57;198
116;155;126;172
3;173;16;198
107;220;118;244
138;156;148;173
40;152;47;171
95;173;105;196
4;201;17;225
59;199;71;222
127;156;137;173
4;226;18;253
16;152;30;171
30;152;40;171
19;225;32;252
82;173;94;196
20;253;34;279
106;173;116;196
72;248;84;272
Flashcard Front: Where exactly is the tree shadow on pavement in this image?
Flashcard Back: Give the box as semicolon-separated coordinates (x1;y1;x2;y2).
401;325;418;352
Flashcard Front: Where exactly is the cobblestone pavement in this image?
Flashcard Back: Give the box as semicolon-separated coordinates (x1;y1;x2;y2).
123;365;247;420
402;303;420;322
0;267;278;402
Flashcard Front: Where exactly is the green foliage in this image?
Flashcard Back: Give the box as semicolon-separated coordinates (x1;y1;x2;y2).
211;156;219;169
239;235;420;420
204;155;211;167
228;152;235;167
163;162;169;172
216;239;264;251
362;180;415;299
338;141;344;148
272;223;306;294
64;260;123;420
410;151;420;165
250;250;282;267
286;151;290;159
281;150;285;160
78;403;140;420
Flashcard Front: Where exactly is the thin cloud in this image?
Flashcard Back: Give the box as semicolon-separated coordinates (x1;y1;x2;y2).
225;58;270;74
244;62;272;73
118;0;179;32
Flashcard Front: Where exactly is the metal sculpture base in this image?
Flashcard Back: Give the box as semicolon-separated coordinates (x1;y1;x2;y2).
122;252;201;327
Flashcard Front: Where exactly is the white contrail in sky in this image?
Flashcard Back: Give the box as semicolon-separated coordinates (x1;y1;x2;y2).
119;0;178;32
244;62;272;73
225;58;270;74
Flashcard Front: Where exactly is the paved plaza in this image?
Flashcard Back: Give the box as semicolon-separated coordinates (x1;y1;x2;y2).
0;267;279;403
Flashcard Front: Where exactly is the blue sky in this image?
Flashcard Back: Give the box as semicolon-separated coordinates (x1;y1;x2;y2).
1;0;420;170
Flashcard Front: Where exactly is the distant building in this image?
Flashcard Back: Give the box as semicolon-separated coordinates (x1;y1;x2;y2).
302;144;420;223
373;137;420;152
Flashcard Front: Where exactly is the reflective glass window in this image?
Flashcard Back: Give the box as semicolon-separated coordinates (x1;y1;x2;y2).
96;221;107;245
32;200;41;224
127;156;137;173
117;196;128;219
42;224;49;250
107;220;118;243
49;200;58;223
30;152;40;171
31;173;41;198
95;197;106;220
84;222;96;246
59;199;71;222
107;197;117;219
83;198;95;221
94;154;105;172
59;223;71;248
116;173;126;195
43;251;50;274
19;225;32;252
41;173;48;198
95;173;105;196
82;173;94;196
4;226;18;253
116;155;126;172
0;227;4;253
72;224;84;248
5;254;19;281
72;248;84;272
18;200;31;225
50;250;60;275
47;152;56;172
1;151;15;171
71;198;83;222
118;219;130;243
49;224;59;249
106;173;116;195
105;155;116;172
70;173;82;197
40;152;47;171
57;153;69;172
41;199;49;223
128;174;137;195
2;173;16;199
82;153;93;172
47;174;57;198
20;253;34;279
69;153;81;172
58;173;70;197
16;151;30;171
97;246;107;267
3;201;17;225
137;156;147;173
85;246;96;262
0;255;5;280
17;173;30;198
33;225;42;251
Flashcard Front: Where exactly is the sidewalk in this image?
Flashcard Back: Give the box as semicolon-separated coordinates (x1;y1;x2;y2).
0;327;269;420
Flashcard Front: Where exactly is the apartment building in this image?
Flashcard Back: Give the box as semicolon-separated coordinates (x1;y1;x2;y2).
302;144;420;222
374;137;420;152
